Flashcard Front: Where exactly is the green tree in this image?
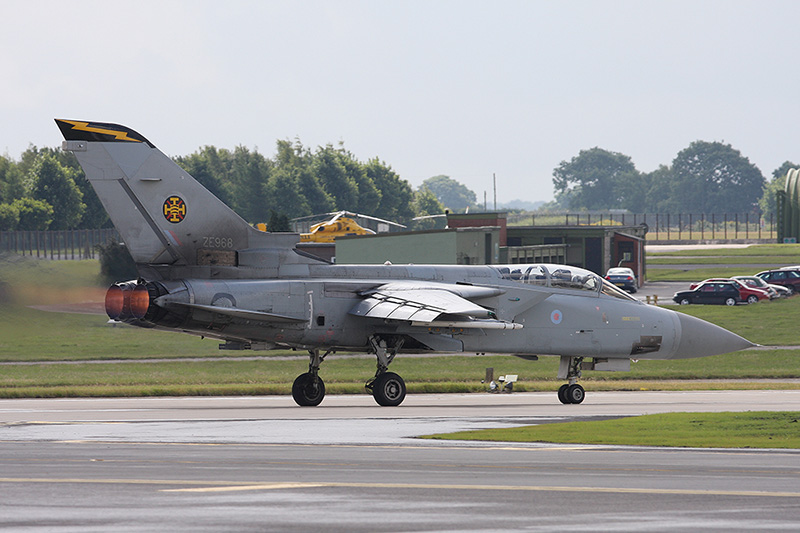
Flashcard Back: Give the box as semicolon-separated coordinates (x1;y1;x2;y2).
670;141;765;214
641;165;677;213
229;146;273;223
274;139;333;215
267;209;291;232
96;241;138;283
412;187;446;229
13;197;53;230
265;171;310;220
29;155;84;229
772;161;798;181
351;164;381;215
175;146;236;207
552;147;639;211
0;203;20;230
365;158;415;224
0;155;25;203
314;145;360;210
421;175;477;212
759;161;799;219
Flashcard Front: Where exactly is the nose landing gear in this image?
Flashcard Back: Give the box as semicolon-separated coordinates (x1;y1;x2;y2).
557;356;585;404
291;348;330;406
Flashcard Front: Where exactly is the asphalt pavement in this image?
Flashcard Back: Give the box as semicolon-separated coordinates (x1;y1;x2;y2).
2;392;800;532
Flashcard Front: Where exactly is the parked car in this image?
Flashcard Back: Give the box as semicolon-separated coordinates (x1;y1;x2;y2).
755;269;800;295
732;275;790;299
688;278;769;304
673;281;743;306
605;267;637;293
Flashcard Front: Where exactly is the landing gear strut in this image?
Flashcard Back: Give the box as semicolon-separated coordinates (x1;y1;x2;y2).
557;356;585;404
292;348;331;406
365;336;406;406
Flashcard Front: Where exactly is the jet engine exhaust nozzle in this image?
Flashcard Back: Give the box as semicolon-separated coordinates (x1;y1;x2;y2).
105;281;150;321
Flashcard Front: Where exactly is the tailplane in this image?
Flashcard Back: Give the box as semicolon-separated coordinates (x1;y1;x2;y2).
56;119;310;279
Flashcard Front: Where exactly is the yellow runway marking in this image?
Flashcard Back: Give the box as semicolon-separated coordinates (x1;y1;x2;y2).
1;478;799;498
164;482;800;498
164;483;328;492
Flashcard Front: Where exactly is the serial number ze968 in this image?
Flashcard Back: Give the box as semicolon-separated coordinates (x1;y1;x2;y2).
203;236;235;248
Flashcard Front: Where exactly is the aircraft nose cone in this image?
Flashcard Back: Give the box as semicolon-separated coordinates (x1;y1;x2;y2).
673;312;756;359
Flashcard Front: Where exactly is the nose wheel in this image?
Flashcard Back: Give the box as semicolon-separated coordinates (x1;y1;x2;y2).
291;349;330;407
292;372;325;406
557;356;586;404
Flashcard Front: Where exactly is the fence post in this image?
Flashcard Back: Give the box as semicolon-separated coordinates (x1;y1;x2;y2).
667;213;670;241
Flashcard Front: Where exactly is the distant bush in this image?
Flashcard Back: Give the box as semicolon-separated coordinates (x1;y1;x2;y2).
96;241;137;282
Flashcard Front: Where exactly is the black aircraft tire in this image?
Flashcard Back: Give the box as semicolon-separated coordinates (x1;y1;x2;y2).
566;384;585;404
557;384;570;404
372;372;406;407
292;372;325;407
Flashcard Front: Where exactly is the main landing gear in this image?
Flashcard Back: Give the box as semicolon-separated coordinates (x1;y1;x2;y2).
365;336;406;406
557;356;585;404
290;337;408;407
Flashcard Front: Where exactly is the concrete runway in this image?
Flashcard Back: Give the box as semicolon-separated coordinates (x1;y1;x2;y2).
2;391;800;531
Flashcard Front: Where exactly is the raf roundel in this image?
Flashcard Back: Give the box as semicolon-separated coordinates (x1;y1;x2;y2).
163;196;187;223
550;309;563;325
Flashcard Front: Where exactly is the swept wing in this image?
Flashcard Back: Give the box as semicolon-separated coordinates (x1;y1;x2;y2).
350;281;524;330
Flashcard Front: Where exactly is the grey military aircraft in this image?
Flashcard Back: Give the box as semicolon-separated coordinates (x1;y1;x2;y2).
56;119;755;407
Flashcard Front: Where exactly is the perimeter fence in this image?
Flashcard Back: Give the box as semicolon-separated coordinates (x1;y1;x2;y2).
507;212;777;242
0;229;120;260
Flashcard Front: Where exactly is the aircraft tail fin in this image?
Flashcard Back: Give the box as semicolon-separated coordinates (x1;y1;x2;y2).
56;119;307;279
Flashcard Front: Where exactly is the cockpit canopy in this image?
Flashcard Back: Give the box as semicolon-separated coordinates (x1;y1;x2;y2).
492;264;636;301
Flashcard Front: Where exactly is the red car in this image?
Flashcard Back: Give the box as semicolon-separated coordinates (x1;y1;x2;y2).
756;269;800;295
688;278;769;304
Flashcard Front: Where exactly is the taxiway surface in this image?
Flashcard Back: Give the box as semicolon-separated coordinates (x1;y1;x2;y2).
2;392;799;531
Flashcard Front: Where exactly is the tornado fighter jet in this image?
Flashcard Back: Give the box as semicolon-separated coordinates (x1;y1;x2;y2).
56;119;755;407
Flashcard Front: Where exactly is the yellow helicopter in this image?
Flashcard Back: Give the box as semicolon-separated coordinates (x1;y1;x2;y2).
298;212;376;243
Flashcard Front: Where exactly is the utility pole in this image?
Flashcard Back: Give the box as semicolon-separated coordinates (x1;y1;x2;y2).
493;173;497;211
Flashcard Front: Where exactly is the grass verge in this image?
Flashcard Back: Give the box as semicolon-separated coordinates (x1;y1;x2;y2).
645;267;763;282
1;351;798;398
422;411;800;448
647;244;800;257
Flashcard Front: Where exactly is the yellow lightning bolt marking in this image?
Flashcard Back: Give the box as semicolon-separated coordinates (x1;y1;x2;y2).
61;120;141;143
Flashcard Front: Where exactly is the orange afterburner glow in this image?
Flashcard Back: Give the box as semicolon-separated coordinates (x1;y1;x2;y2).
105;283;150;321
130;285;150;319
105;285;124;319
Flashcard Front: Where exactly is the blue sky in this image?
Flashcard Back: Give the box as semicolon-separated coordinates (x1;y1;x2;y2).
3;0;798;203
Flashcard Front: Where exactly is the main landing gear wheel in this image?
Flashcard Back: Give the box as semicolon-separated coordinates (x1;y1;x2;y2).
558;383;585;404
557;384;569;404
367;336;407;406
292;372;325;406
567;384;585;404
371;372;406;407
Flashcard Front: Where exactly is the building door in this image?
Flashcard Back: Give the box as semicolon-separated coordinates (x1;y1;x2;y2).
585;237;602;274
484;233;492;264
617;240;634;267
